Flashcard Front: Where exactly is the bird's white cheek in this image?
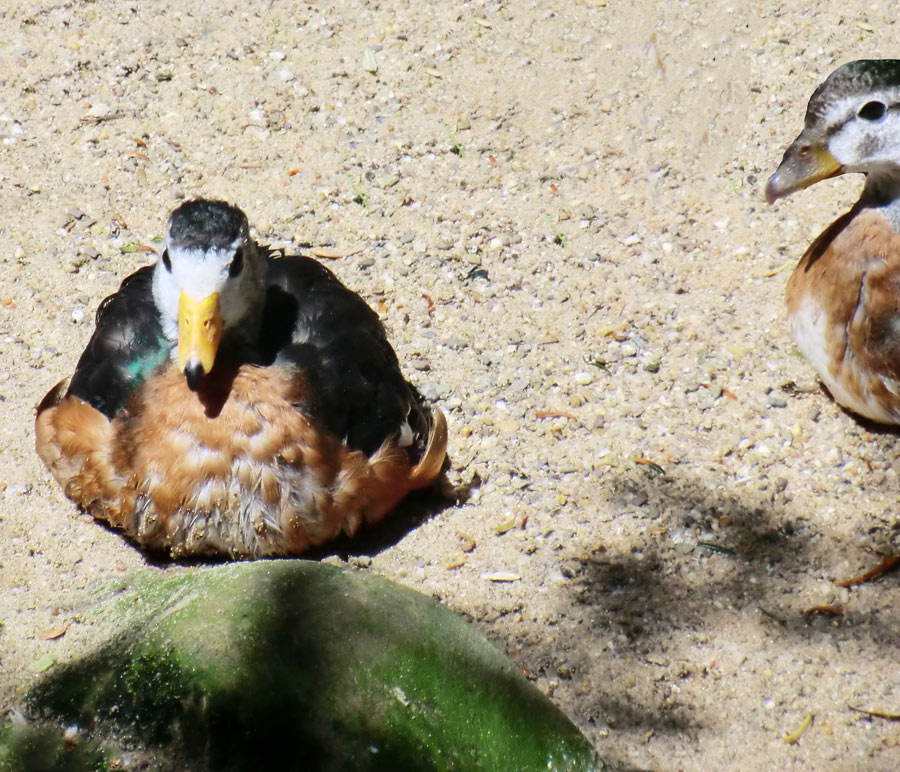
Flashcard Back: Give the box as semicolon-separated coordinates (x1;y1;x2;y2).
152;268;182;339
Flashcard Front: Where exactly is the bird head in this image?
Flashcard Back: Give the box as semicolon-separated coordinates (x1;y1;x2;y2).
767;59;900;203
152;199;265;390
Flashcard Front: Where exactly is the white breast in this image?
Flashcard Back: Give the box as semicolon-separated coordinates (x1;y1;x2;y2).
790;294;900;424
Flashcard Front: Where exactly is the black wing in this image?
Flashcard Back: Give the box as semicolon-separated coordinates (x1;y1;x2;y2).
261;253;431;458
67;266;170;418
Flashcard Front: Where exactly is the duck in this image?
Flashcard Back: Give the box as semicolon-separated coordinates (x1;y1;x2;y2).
36;199;447;558
766;59;900;424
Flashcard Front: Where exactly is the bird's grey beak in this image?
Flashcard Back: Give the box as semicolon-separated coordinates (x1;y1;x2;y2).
766;138;844;203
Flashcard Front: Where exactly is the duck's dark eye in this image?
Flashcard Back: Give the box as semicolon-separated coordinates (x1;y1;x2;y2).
161;249;172;272
228;247;244;278
858;100;887;121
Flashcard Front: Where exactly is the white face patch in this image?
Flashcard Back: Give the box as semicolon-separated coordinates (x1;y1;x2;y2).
152;238;260;345
825;87;900;170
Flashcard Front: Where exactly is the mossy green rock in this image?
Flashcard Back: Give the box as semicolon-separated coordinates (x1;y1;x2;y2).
8;561;604;772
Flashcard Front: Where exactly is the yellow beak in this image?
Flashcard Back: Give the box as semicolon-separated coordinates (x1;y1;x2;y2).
177;291;223;376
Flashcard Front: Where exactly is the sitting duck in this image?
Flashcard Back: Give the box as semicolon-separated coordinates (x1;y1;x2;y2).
36;199;447;558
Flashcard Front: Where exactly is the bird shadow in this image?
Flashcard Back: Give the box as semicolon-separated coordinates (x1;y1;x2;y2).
789;377;900;437
308;473;470;560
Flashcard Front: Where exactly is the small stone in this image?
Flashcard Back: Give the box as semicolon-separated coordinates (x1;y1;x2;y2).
444;336;467;350
496;419;520;433
483;572;522;582
361;48;378;73
768;395;787;408
86;102;112;119
71;308;85;323
825;447;842;467
573;372;594;386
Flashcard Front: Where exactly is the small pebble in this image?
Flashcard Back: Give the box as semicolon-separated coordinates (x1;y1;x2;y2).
444;336;467;350
86;102;112;119
483;572;521;582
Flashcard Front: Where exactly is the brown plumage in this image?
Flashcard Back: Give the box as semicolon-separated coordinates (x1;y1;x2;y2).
36;200;447;557
768;60;900;423
782;207;900;423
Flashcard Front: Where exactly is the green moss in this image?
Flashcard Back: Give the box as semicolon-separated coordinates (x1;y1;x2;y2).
353;627;596;771
0;724;110;772
25;562;604;772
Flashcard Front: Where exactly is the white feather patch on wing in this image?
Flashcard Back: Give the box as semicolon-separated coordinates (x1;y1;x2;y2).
397;419;414;448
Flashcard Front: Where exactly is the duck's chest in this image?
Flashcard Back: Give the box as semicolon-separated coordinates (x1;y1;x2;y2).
786;208;900;422
114;364;349;555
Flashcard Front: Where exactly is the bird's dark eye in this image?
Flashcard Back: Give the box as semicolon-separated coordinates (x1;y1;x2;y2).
858;100;887;121
228;247;244;278
161;249;172;272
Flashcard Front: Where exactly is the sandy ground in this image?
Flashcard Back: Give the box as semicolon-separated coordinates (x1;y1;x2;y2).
2;1;900;770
